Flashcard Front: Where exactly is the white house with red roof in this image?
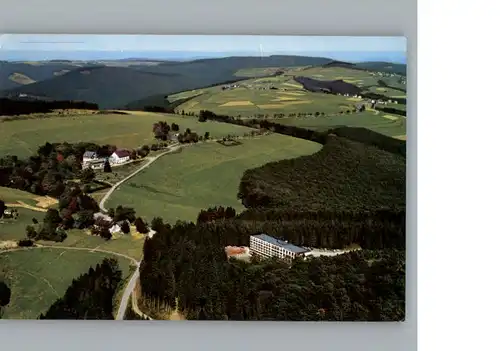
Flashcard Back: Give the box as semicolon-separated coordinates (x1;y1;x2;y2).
110;149;131;164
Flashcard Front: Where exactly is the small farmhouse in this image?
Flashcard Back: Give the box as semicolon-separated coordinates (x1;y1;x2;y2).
84;158;106;170
110;149;131;164
82;151;97;163
109;220;129;234
82;151;107;169
93;212;113;224
109;223;122;234
168;132;180;142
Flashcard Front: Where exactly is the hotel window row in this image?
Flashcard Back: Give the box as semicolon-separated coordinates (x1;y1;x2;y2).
249;234;309;261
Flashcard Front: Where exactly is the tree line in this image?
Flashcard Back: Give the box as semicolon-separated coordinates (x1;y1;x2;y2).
195;109;406;156
198;110;338;120
375;106;407;117
165;209;405;251
151;120;214;145
196;206;237;224
0;98;98;117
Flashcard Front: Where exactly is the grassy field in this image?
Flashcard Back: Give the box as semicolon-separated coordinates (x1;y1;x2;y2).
95;159;146;184
40;229;146;261
106;134;322;224
0;184;145;259
0;111;254;158
289;66;381;86
0;207;145;260
0;208;46;242
271;111;407;138
291;66;406;90
367;86;407;98
233;66;307;77
170;65;406;118
171;78;362;117
0;247;132;319
0;187;41;207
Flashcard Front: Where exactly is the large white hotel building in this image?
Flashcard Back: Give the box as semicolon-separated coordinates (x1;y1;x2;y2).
249;233;310;262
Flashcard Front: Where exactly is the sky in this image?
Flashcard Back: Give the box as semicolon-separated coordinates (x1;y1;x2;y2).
0;35;407;62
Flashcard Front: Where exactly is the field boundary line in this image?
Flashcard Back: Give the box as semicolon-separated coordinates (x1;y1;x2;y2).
19;269;60;298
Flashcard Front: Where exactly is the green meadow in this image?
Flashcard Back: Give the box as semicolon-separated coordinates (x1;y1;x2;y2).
0;248;132;319
106;134;322;224
0;112;253;158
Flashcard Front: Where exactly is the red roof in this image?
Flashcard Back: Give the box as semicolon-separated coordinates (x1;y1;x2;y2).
114;149;130;158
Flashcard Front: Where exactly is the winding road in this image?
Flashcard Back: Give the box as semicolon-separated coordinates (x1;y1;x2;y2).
99;142;181;213
95;144;184;320
95;142;182;320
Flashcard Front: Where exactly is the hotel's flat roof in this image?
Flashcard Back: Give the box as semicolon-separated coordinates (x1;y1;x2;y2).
251;233;309;254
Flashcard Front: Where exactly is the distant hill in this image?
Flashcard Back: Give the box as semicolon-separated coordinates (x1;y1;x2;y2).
0;61;82;90
321;60;406;76
354;62;407;76
322;60;357;68
1;66;189;109
1;55;332;109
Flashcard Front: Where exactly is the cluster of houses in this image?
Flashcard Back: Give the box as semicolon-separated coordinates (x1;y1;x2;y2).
93;212;128;235
372;99;398;106
241;83;278;91
92;212;156;238
82;149;132;170
336;93;363;98
1;208;19;219
369;71;404;78
221;84;240;91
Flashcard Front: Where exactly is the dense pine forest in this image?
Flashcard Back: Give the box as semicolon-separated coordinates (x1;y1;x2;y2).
0;280;11;319
238;135;405;211
0;97;98;117
39;258;122;319
139;220;405;321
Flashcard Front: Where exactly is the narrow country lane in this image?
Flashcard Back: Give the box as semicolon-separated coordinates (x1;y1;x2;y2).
99;142;181;213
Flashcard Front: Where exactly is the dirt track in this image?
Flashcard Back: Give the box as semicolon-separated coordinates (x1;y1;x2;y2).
5;201;48;212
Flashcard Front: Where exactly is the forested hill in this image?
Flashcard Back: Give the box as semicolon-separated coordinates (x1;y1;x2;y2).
0;61;83;90
0;55;332;109
238;134;406;212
